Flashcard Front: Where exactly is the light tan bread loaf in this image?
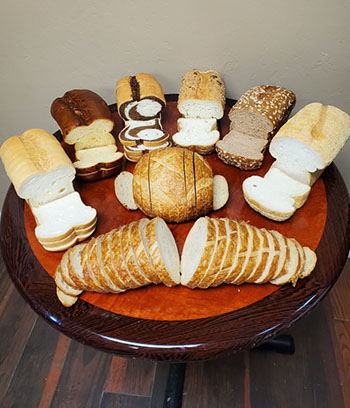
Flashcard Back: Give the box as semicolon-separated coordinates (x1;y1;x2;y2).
269;102;350;172
115;147;228;223
178;70;226;119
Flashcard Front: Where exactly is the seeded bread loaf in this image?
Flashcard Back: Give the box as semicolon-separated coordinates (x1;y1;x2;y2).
178;69;226;119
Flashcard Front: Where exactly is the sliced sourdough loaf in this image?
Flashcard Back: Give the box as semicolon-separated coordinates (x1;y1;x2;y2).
270;103;350;172
178;69;226;119
216;130;269;170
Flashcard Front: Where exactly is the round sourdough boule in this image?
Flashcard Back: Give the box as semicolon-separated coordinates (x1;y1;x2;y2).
132;147;218;223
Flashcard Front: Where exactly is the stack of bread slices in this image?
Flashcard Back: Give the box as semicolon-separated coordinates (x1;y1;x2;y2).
0;129;97;251
172;69;225;154
243;102;350;221
54;215;317;307
51;89;123;181
216;85;296;170
116;73;170;162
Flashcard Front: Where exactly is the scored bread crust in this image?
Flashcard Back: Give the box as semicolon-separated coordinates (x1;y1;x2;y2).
50;89;114;142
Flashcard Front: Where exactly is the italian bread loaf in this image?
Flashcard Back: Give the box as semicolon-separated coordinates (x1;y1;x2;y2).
178;69;226;119
0;128;75;206
115;147;229;222
55;217;180;306
116;73;166;121
269;102;350;172
55;216;317;306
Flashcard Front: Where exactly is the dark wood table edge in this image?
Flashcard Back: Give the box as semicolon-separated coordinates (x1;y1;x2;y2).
1;105;349;361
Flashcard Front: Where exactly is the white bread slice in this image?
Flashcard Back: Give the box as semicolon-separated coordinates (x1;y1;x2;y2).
270;238;300;285
74;132;116;150
67;243;91;289
56;286;78;307
181;217;216;287
114;171;138;210
242;226;264;283
270;160;323;186
73;145;123;170
0;129;75;207
300;247;317;278
64;119;114;145
213;175;229;211
172;129;220;155
267;230;288;281
84;238;108;292
54;264;82;297
264;167;311;208
31;192;97;242
269;103;350;172
59;250;82;293
177;118;218;132
145;217;180;286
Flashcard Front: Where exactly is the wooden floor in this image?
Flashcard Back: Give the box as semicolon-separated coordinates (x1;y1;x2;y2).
0;250;349;408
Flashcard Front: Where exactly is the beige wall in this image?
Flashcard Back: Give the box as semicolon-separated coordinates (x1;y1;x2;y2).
1;0;349;206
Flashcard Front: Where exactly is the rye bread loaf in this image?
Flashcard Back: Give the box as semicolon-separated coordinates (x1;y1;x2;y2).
178;69;226;119
116;73;166;121
269;102;350;172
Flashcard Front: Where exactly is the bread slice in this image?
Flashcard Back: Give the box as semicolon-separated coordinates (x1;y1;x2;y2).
181;217;216;287
114;171;138;210
270;103;350;172
56;286;79;307
74;132;116;151
242;226;265;283
213;175;229;211
270;238;300;285
177;118;218;132
172;129;219;155
73;145;123;180
300;247;317;278
267;230;288;281
54;264;82;297
270;160;323;187
216;130;268;170
145;217;180;286
242;171;310;222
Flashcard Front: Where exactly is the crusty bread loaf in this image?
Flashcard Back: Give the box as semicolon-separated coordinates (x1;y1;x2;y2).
51;89;114;145
242;168;311;221
180;217;317;288
229;85;296;138
54;218;180;306
178;69;226;119
0;128;75;206
269;102;350;172
116;73;166;121
216;130;269;170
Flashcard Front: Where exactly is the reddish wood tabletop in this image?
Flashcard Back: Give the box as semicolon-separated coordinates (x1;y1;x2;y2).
1;95;349;361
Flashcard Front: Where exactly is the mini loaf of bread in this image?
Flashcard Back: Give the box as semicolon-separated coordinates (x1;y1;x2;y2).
55;216;317;306
116;73;166;121
216;85;296;170
178;69;226;119
51;89;114;144
55;217;180;306
51;89;123;180
0;128;97;250
269;102;350;172
115;147;229;223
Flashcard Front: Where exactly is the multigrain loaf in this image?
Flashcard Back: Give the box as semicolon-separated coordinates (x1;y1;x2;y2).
269;102;350;172
116;73;166;121
229;85;296;138
178;69;226;119
115;147;229;222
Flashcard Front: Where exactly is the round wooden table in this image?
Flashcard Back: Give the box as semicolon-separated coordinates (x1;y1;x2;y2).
1;95;349;361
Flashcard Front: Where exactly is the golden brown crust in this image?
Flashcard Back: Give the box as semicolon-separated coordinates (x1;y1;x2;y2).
50;89;113;140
